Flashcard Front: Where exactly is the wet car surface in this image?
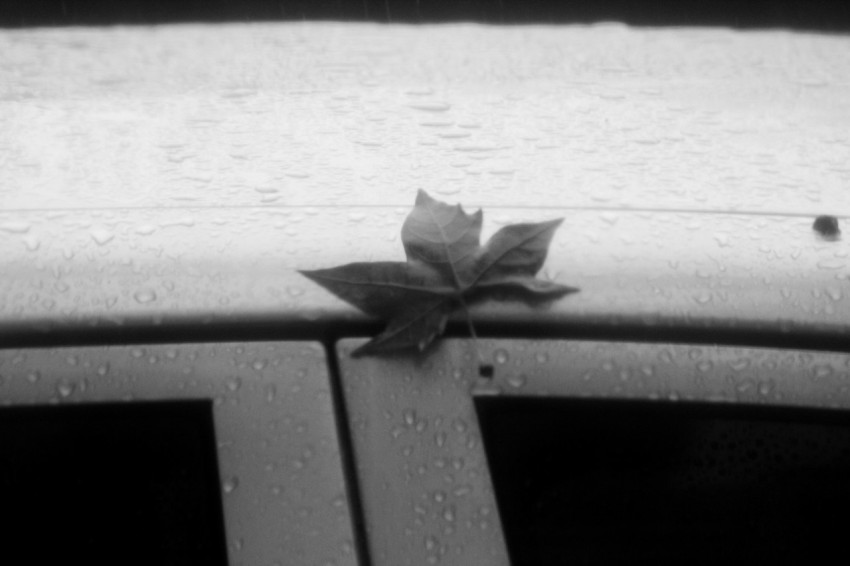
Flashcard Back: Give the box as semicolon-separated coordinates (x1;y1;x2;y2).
2;22;849;566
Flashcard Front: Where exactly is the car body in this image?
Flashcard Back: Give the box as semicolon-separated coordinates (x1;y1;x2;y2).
2;22;849;566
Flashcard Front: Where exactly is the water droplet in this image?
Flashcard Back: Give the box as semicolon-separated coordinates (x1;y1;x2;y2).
494;349;509;365
133;289;157;304
90;228;114;246
817;259;846;270
56;380;75;398
434;186;462;196
453;485;471;497
403;408;417;426
252;359;268;371
1;221;32;233
226;377;242;392
265;383;277;402
470;381;502;395
442;505;456;522
757;380;775;397
96;363;110;376
713;233;731;248
135;224;157;235
409;101;451;112
507;374;528;389
535;352;549;364
26;371;40;383
693;291;713;305
813;365;835;379
23;235;40;251
223;476;239;493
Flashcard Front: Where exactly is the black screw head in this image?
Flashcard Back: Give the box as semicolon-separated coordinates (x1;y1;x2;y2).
479;364;494;378
813;215;841;241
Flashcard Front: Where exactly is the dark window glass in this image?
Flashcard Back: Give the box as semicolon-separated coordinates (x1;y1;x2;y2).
476;397;850;566
0;400;228;566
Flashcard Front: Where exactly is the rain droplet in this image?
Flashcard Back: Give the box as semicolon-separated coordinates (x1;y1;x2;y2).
90;228;114;246
825;287;843;302
135;224;157;235
507;374;528;389
56;380;75;398
133;289;157;304
223;476;239;493
443;505;456;522
409;102;451;112
23;235;40;251
453;485;471;497
26;371;40;383
693;292;713;305
226;377;242;392
494;349;509;365
1;221;31;233
403;408;417;426
813;365;835;379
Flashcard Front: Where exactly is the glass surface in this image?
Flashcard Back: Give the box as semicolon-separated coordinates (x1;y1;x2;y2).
0;400;227;566
477;396;850;565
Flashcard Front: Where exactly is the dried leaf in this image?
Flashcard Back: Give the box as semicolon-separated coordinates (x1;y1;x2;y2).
300;190;578;357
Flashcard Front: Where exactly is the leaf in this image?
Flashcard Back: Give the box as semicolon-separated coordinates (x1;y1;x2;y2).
299;189;579;357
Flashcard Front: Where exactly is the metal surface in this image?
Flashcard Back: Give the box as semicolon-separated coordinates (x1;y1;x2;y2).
2;23;849;344
337;337;850;566
0;342;359;566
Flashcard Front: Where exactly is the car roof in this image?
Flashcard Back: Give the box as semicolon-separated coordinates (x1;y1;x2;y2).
2;23;849;347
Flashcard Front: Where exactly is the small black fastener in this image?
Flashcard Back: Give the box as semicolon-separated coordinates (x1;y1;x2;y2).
813;215;841;240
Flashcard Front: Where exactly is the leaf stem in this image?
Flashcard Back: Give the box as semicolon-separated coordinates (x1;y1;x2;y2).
455;294;486;369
